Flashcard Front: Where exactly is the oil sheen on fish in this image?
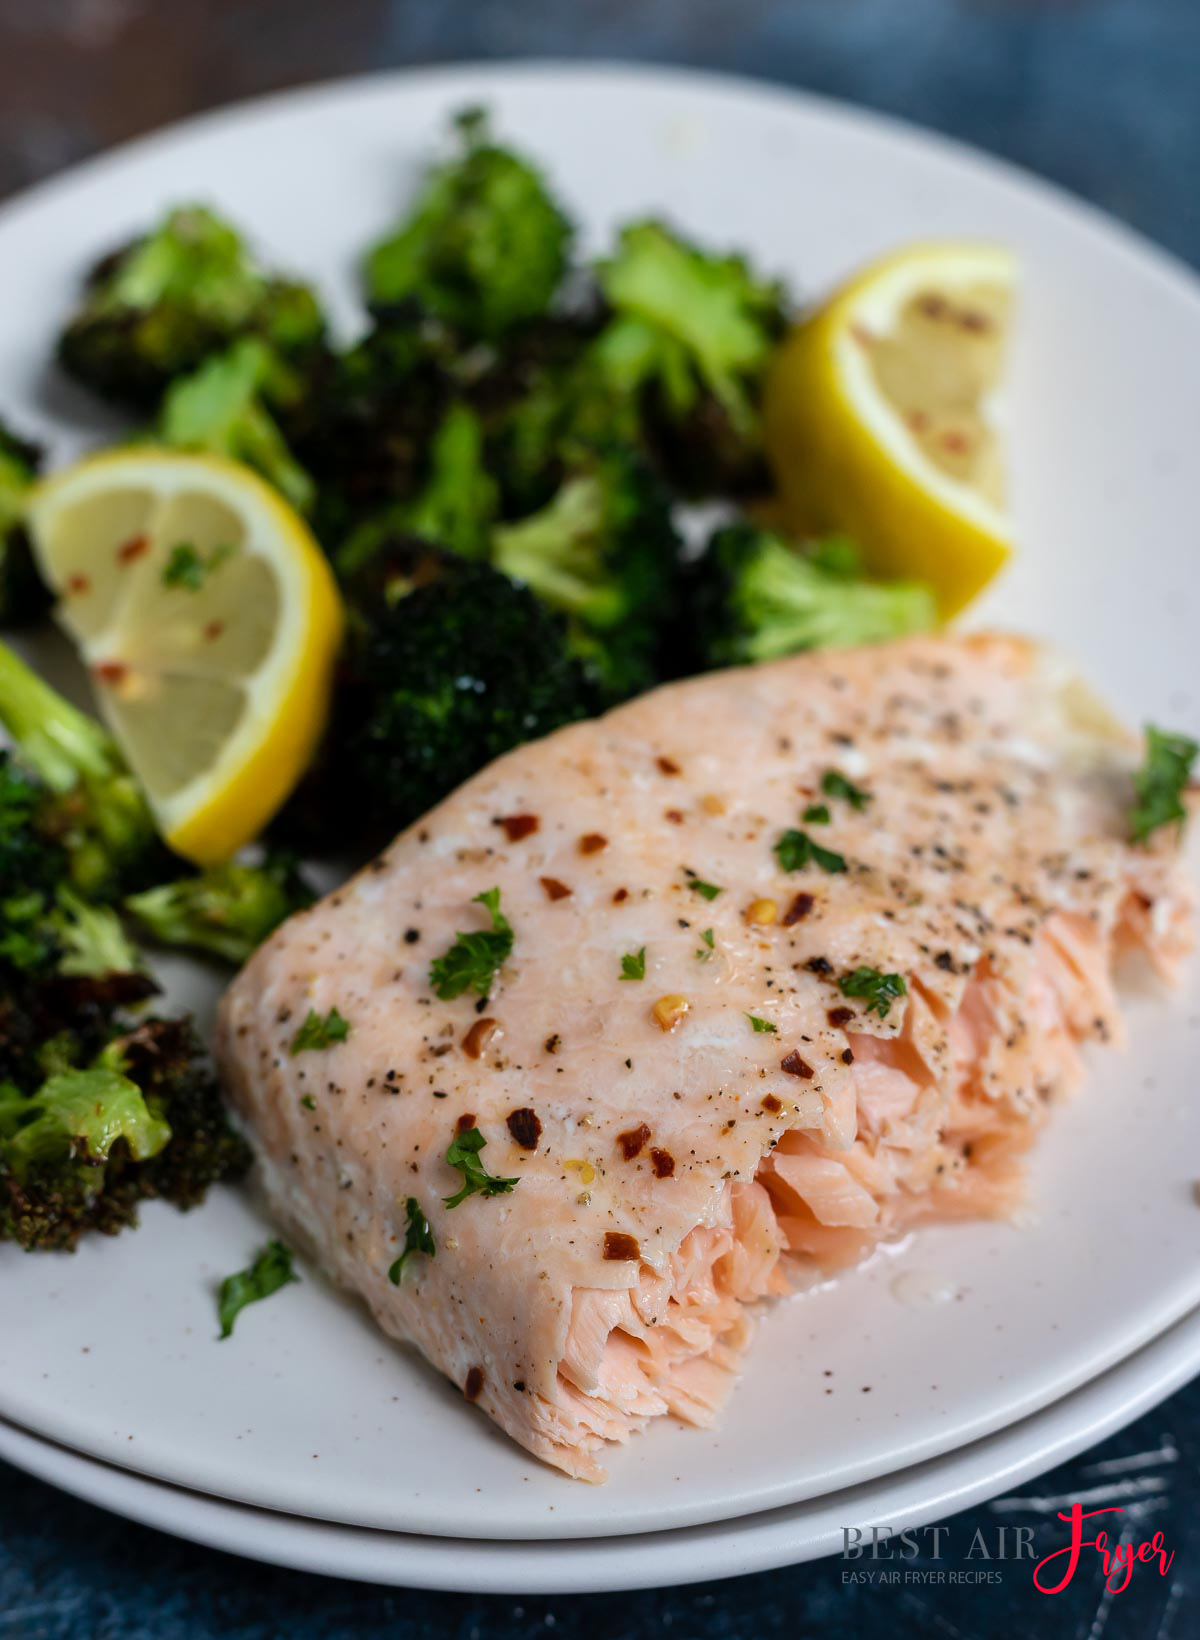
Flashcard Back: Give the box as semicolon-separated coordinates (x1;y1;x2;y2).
216;635;1194;1480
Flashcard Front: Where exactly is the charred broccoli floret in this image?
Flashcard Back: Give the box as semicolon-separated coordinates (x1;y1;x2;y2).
330;541;594;836
491;450;680;700
125;852;313;965
365;108;573;341
0;641;162;897
589;220;787;497
683;526;936;670
58;205;325;407
0;1017;250;1252
156;338;316;513
0;422;48;626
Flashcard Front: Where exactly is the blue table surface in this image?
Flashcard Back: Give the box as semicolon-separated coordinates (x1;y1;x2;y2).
1;2;1197;1635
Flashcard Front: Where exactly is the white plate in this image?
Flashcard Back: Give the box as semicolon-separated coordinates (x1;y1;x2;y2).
1;63;1199;1542
3;1303;1197;1593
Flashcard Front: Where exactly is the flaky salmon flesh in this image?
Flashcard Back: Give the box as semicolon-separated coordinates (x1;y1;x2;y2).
216;634;1194;1480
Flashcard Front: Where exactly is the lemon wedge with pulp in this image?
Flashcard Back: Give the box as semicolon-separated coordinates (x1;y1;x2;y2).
27;449;342;865
763;242;1017;619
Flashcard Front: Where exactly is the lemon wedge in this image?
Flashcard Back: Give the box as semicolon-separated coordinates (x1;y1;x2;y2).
763;242;1017;618
27;450;342;865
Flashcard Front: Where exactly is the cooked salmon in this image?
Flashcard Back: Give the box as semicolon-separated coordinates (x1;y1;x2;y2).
215;634;1194;1480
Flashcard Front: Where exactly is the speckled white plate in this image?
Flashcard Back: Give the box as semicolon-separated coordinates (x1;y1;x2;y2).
1;63;1199;1543
2;1303;1197;1591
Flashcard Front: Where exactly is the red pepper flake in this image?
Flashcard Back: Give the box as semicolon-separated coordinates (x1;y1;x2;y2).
781;1049;814;1079
65;573;91;596
827;1006;855;1027
455;1112;477;1135
203;620;224;642
664;808;685;824
760;1094;782;1114
461;1017;499;1059
612;888;629;904
782;892;815;926
494;813;539;842
117;533;150;564
657;756;682;776
539;876;572;901
93;661;128;686
506;1107;542;1150
464;1366;484;1402
906;409;930;434
960;310;992;334
579;832;608;855
616;1123;651;1160
603;1231;641;1261
649;1147;675;1179
940;430;969;455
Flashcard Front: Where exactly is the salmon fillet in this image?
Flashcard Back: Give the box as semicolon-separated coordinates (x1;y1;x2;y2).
216;634;1193;1480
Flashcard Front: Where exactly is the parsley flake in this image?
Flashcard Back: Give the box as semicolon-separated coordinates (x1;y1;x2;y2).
443;1126;521;1208
696;928;715;960
747;1014;777;1033
290;1006;351;1054
774;829;848;875
300;1094;316;1111
822;770;872;811
162;540;234;591
1131;726;1198;843
389;1197;436;1283
429;888;514;1000
217;1240;298;1339
620;946;646;981
688;877;722;901
802;803;831;824
839;967;908;1018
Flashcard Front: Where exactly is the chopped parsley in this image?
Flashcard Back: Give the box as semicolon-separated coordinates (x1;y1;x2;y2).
839;967;908;1018
443;1126;521;1209
300;1094;316;1111
290;1006;351;1054
802;803;831;825
162;540;234;590
774;829;848;875
217;1240;298;1339
389;1197;436;1283
1131;726;1198;843
747;1014;777;1033
619;946;646;982
688;877;722;901
429;888;514;1000
822;770;872;811
696;928;715;960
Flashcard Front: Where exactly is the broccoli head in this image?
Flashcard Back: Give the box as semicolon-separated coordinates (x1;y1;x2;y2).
58;205;325;407
491;450;681;701
590;220;787;497
156;338;316;514
0;641;164;898
0;422;48;626
330;540;594;837
683;525;936;671
365;108;573;340
0;1018;250;1252
125;851;314;966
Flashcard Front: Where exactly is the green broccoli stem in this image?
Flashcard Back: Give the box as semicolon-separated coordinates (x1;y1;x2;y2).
492;476;625;628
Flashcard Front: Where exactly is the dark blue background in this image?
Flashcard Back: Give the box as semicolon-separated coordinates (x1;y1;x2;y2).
1;2;1196;1635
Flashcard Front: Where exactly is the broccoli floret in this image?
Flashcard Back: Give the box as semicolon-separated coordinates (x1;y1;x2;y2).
491;451;680;700
331;541;594;837
126;852;313;965
58;205;325;407
683;525;936;670
0;641;163;897
0;1018;250;1252
588;220;787;497
0;422;48;626
156;338;316;514
365;108;573;341
335;402;498;576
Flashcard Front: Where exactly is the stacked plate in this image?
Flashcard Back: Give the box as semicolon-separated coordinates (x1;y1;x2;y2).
1;65;1198;1592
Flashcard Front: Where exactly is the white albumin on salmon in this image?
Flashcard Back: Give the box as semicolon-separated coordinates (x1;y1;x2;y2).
216;635;1194;1480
